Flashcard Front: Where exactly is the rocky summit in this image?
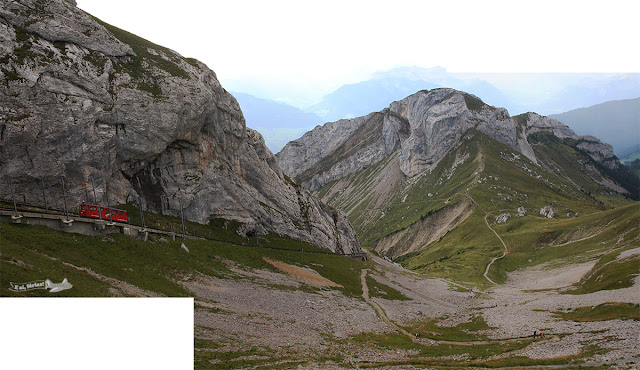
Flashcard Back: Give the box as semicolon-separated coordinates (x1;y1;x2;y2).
277;88;623;194
0;0;360;253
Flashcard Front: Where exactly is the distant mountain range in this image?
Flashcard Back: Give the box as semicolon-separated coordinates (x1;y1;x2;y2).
304;68;512;123
549;98;640;158
230;68;640;152
232;92;323;152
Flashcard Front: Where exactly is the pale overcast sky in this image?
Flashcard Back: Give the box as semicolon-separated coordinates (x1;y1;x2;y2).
77;0;638;93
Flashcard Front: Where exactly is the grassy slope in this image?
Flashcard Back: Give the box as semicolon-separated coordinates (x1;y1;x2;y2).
318;129;638;284
318;133;482;247
0;219;370;298
491;202;640;285
553;302;640;322
529;132;639;200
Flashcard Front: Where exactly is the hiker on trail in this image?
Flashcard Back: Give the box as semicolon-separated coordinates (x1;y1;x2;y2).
533;330;537;338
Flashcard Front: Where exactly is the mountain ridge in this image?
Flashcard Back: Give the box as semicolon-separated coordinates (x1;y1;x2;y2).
277;89;628;195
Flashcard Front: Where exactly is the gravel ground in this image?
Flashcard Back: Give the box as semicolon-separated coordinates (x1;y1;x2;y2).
189;254;640;367
187;272;390;351
481;263;640;364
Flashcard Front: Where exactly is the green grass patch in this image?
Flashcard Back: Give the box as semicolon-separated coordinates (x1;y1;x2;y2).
366;274;411;301
404;314;493;342
463;93;492;112
0;222;218;297
351;332;423;351
566;255;640;295
397;211;502;285
553;302;640;322
194;346;278;369
118;203;246;245
194;338;221;350
350;332;534;364
565;258;640;294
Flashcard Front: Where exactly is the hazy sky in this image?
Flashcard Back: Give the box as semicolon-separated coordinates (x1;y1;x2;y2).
77;0;638;98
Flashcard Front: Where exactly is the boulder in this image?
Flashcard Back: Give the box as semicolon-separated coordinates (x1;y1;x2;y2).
517;206;527;217
539;205;558;219
495;213;511;224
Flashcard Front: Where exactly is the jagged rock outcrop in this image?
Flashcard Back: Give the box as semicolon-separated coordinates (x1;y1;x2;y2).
539;205;558;219
515;112;619;169
277;90;624;194
0;0;133;56
517;206;527;217
495;213;510;224
278;89;527;190
0;0;360;254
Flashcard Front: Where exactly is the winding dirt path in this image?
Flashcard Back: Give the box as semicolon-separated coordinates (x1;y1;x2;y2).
480;213;615;284
359;268;553;347
551;220;615;248
361;269;414;338
482;212;509;284
466;194;509;285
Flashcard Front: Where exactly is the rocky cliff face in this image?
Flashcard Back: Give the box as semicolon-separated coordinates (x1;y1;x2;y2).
516;112;618;168
0;0;360;254
278;89;529;190
277;89;622;192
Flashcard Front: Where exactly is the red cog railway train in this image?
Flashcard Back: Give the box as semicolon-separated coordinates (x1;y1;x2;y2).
79;203;129;223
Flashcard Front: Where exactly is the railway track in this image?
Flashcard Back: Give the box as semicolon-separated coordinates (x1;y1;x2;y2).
1;200;367;260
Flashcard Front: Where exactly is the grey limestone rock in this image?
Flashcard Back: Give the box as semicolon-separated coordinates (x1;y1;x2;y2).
495;213;511;224
517;206;527;217
0;0;134;56
278;89;524;190
277;91;623;194
520;113;619;169
0;0;360;254
539;205;558;219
